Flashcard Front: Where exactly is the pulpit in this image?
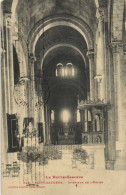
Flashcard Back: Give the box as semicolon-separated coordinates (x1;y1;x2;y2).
78;99;106;145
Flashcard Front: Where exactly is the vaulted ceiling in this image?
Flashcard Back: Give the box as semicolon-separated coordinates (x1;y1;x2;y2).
13;0;94;109
2;0;108;111
15;0;97;39
34;25;89;109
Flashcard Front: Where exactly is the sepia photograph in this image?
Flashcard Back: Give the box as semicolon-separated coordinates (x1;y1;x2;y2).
1;0;126;194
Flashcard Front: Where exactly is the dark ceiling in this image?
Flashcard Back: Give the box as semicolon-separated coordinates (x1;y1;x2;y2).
34;24;89;112
2;0;108;121
35;25;87;61
15;0;97;39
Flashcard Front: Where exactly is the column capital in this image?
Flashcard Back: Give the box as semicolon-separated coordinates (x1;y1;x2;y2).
29;53;36;63
4;11;12;18
86;50;94;59
96;7;107;22
110;42;123;53
19;77;30;84
4;12;12;28
1;47;6;56
94;75;102;83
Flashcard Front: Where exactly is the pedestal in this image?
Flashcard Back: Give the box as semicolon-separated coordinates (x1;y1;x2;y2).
82;144;105;170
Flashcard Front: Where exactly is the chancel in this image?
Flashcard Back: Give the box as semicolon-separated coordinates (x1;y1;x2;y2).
1;0;126;172
61;110;70;123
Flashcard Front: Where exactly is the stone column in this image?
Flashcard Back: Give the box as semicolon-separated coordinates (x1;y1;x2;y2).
14;40;28;78
45;104;51;144
13;37;29;133
28;53;36;118
4;13;10;114
1;12;15;160
36;78;43;125
81;110;85;132
95;8;106;102
45;104;47;144
1;40;8;161
42;105;46;145
105;44;116;170
110;42;126;169
44;104;49;144
37;103;43;125
87;50;95;101
94;79;98;100
5;13;15;114
48;107;51;144
84;109;88;132
94;75;102;100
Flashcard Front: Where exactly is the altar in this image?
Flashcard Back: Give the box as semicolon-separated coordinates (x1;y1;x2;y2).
58;123;75;145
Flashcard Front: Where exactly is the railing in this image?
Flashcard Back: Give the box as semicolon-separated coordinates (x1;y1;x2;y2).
44;144;82;150
82;131;105;145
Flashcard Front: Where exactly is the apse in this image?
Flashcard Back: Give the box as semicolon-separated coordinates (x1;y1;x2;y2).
33;24;89;144
61;110;71;123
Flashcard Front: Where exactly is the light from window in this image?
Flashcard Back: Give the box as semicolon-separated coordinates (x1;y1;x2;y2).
72;68;75;76
62;68;65;76
56;63;63;77
61;109;70;123
77;109;81;122
64;67;68;76
56;63;75;77
51;110;55;122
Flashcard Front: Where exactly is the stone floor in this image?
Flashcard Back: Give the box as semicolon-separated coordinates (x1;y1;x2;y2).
1;145;126;195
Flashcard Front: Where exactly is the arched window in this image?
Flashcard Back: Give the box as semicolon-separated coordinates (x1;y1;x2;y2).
51;110;55;123
56;63;63;76
56;62;75;77
76;109;81;122
66;63;75;76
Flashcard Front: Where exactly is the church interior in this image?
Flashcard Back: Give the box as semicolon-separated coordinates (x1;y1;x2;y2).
1;0;126;180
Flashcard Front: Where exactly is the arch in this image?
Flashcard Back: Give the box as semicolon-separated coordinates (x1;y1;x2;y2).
56;63;63;66
28;15;94;53
66;63;73;66
11;0;19;20
41;44;86;69
11;0;29;78
13;40;28;78
11;0;28;79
